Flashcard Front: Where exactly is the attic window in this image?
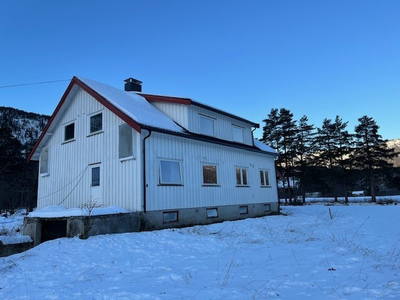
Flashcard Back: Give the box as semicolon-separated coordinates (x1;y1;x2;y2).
90;113;102;134
64;123;75;142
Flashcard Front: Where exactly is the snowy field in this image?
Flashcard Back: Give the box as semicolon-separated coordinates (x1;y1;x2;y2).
1;204;399;299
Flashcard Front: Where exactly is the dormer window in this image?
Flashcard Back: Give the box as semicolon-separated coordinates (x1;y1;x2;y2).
200;115;215;136
232;125;244;143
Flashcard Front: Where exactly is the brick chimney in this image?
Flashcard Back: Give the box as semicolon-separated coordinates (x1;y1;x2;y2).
124;77;142;92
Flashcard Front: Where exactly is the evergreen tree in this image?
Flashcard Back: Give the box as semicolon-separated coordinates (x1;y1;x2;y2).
262;108;297;203
294;115;316;204
313;116;350;202
352;116;398;202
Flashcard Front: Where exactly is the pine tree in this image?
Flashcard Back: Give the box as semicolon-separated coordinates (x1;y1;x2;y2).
294;115;316;204
314;116;350;202
352;116;398;202
262;108;297;203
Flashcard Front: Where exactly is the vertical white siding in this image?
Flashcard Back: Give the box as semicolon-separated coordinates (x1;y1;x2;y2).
151;102;189;129
188;106;254;146
145;132;277;211
37;88;142;211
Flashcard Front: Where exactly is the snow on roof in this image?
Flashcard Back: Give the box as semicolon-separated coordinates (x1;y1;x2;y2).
253;138;278;155
77;77;184;133
28;205;129;218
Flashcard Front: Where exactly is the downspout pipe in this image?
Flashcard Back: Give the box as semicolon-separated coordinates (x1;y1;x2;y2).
142;130;152;213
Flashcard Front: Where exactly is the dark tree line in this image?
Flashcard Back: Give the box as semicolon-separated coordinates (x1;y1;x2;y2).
262;109;399;204
0;107;49;214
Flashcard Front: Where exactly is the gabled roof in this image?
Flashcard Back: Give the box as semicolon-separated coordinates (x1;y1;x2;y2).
28;77;184;161
28;77;275;161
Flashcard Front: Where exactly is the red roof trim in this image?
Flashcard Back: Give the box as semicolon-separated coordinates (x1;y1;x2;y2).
27;77;142;162
27;78;78;161
139;93;192;105
74;79;142;133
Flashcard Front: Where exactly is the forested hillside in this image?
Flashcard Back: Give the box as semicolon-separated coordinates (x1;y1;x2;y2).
0;106;49;213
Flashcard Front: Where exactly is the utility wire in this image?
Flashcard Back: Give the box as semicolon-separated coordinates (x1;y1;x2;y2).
0;79;71;89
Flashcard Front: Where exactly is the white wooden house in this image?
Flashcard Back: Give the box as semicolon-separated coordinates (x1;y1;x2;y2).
25;76;278;242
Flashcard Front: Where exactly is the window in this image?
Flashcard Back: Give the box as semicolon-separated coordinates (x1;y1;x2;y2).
232;125;244;143
91;166;100;187
119;123;133;159
64;123;75;142
203;164;218;185
159;160;182;185
239;205;248;215
200;115;214;136
264;203;271;212
90;113;102;134
260;170;270;186
163;211;178;223
236;168;248;186
206;208;218;218
40;147;49;175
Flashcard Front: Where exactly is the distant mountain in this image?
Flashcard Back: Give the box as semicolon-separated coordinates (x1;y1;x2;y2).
387;139;400;168
0;106;49;154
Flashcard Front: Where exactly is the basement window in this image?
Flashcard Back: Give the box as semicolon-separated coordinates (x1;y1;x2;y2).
239;205;248;215
64;122;75;142
206;208;218;218
264;203;271;212
163;211;178;223
119;123;133;159
90;113;103;134
260;170;270;187
39;147;49;175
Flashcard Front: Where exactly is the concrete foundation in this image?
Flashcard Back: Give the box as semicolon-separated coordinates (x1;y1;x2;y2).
140;202;279;230
23;202;279;245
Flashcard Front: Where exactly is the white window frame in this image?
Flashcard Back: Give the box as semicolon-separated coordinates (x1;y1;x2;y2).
88;111;103;136
199;115;215;136
91;165;101;187
159;159;183;185
119;123;134;160
232;125;244;143
202;164;218;186
39;146;49;176
264;203;271;212
63;121;75;142
235;167;249;186
260;169;271;187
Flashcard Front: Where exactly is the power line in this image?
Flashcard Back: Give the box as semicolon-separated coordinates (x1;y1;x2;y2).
0;79;71;89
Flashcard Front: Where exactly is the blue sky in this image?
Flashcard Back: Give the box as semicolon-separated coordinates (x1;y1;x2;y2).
1;1;399;140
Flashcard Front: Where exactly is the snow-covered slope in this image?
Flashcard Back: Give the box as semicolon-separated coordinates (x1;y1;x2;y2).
0;106;49;149
1;204;399;299
387;138;400;167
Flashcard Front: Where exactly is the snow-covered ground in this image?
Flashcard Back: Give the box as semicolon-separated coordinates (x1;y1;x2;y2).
1;204;399;299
